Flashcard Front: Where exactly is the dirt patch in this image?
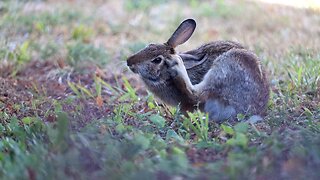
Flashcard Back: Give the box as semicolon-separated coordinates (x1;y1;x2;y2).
0;60;151;129
0;77;35;119
0;61;102;127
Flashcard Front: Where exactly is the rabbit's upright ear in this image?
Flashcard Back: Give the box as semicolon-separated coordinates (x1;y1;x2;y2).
166;19;196;48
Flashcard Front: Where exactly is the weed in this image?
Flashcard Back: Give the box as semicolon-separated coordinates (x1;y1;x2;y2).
67;42;109;67
183;111;209;142
120;77;139;102
127;42;148;53
285;53;320;93
1;6;82;35
67;81;82;98
39;42;59;60
124;0;168;11
149;114;166;128
191;0;243;18
71;24;94;42
225;122;249;148
0;41;31;63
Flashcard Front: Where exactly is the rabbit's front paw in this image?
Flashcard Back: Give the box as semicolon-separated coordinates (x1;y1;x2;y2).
166;56;196;98
168;67;179;78
166;57;187;79
165;59;178;77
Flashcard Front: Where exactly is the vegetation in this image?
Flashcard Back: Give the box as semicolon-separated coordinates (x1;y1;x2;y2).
0;0;319;179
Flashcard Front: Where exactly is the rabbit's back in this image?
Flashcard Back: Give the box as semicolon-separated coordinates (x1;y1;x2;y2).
199;48;269;116
182;41;245;85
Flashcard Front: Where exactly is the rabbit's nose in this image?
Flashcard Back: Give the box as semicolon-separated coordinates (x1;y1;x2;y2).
128;64;138;73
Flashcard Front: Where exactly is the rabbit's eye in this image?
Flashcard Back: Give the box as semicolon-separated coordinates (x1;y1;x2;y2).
152;57;162;64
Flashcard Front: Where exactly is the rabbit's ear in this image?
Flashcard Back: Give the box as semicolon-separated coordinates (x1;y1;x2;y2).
166;19;196;48
180;53;207;70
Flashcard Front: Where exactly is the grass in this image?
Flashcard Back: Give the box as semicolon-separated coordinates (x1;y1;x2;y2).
67;42;109;67
0;0;320;179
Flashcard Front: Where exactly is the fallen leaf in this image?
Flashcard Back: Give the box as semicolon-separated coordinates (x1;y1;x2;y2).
96;95;103;107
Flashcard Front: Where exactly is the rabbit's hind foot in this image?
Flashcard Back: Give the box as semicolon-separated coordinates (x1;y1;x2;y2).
204;99;236;122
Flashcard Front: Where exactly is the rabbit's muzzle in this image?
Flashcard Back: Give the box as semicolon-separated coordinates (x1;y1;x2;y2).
127;63;138;73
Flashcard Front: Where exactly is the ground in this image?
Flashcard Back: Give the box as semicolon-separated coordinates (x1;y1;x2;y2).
0;0;319;179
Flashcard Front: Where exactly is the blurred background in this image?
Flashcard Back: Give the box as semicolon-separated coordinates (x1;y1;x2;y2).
0;0;319;73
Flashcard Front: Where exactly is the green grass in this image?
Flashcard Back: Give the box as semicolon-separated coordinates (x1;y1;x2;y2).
67;42;109;67
124;0;169;11
0;0;320;179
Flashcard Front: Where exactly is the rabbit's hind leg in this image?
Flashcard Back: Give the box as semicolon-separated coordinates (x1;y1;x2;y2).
204;99;236;122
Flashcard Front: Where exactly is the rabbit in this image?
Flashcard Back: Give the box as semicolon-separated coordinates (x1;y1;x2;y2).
127;19;269;122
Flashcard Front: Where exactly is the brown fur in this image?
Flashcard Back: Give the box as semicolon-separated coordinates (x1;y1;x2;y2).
127;44;172;66
126;19;270;122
